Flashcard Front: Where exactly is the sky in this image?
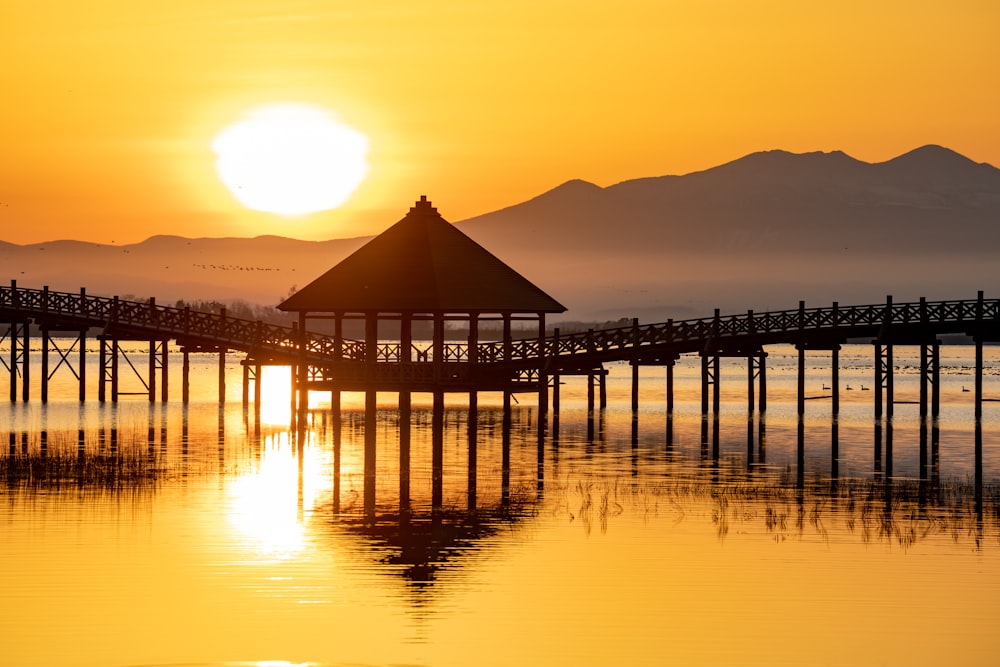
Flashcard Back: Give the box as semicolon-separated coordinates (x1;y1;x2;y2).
1;0;998;244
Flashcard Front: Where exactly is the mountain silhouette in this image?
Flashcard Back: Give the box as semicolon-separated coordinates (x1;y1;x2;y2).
460;144;1000;256
2;146;998;321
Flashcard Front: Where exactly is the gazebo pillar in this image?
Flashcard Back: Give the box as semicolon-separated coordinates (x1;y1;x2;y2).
503;312;512;362
433;312;444;382
331;312;343;412
364;311;378;518
399;312;412;516
296;312;308;418
468;313;479;506
537;312;547;430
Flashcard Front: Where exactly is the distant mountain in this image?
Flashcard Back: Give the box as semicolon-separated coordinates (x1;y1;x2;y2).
0;234;367;311
460;145;1000;256
1;146;997;321
456;145;1000;318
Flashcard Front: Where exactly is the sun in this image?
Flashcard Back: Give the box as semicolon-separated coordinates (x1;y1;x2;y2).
211;103;369;216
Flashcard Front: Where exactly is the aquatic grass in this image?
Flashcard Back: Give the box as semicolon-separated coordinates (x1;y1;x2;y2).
2;444;166;491
549;472;1000;549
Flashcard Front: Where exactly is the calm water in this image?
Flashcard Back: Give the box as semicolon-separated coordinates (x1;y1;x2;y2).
2;344;999;666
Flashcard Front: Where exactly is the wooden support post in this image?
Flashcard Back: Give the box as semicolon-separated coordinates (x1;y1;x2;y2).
599;369;607;409
399;390;411;516
712;355;720;416
975;290;984;423
502;313;512;363
148;340;156;403
631;361;640;414
666;357;675;417
364;389;377;518
242;362;250;406
502;389;511;505
537;312;548;431
160;340;168;402
298;312;308;416
433;312;444;382
468;390;478;512
885;409;894;478
711;353;720;454
9;322;17;402
831;344;840;478
111;339;119;403
975;336;983;422
254;362;262;407
218;349;226;404
41;328;49;403
758;353;767;414
931;342;940;419
400;314;411;364
701;354;710;415
587;372;595;415
552;328;560;416
631;318;640;415
874;344;884;420
79;330;87;403
331;387;341;514
432;390;444;512
182;349;190;404
98;338;107;403
22;322;30;402
919;343;929;419
885;344;894;419
831;345;840;417
797;344;805;419
289;357;297;427
746;311;756;415
468;312;479;365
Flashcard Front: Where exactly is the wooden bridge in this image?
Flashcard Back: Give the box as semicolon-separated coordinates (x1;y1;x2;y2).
2;282;1000;422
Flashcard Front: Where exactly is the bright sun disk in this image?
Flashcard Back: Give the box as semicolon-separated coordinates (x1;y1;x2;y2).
212;103;369;216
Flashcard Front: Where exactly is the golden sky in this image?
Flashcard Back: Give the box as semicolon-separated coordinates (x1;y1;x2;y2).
1;0;997;244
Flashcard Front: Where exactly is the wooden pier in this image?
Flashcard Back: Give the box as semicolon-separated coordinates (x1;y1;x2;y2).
3;281;1000;416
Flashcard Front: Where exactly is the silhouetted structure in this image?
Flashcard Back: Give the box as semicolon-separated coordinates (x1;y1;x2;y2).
277;196;566;394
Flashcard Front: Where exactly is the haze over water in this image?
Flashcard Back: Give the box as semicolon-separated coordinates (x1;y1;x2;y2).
2;343;999;666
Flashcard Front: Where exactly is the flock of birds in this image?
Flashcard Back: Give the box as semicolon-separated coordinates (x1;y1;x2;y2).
190;263;288;272
823;383;972;392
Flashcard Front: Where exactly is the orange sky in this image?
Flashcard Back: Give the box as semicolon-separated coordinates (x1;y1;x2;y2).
1;1;998;244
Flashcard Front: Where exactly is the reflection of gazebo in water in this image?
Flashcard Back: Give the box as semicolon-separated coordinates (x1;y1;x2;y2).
279;196;565;516
332;503;534;590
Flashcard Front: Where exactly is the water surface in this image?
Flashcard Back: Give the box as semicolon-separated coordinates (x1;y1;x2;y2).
2;345;999;666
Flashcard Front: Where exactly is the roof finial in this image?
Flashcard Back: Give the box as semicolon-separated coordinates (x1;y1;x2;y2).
411;195;436;212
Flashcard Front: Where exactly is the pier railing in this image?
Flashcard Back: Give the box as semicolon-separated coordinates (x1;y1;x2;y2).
3;285;999;375
480;296;1000;366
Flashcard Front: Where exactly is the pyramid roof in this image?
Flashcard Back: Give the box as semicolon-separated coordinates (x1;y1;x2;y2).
278;197;565;314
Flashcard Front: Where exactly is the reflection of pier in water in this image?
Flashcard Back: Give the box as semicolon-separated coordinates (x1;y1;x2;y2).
3;402;997;552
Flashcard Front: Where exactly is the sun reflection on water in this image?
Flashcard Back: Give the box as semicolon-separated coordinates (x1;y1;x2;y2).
256;366;293;426
225;432;332;561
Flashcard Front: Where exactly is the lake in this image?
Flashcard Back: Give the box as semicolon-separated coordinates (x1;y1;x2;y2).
1;343;999;666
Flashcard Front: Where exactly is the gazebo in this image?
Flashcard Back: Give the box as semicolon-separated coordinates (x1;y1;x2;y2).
277;196;566;394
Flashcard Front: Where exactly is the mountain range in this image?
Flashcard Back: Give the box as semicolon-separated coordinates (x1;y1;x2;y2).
3;145;998;322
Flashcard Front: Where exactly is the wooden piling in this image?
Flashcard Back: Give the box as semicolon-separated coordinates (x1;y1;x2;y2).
41;328;49;403
73;331;84;402
181;348;190;403
468;390;478;512
148;339;156;403
364;389;377;518
432;390;444;512
111;339;119;402
22;322;30;402
218;349;226;404
399;390;411;516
